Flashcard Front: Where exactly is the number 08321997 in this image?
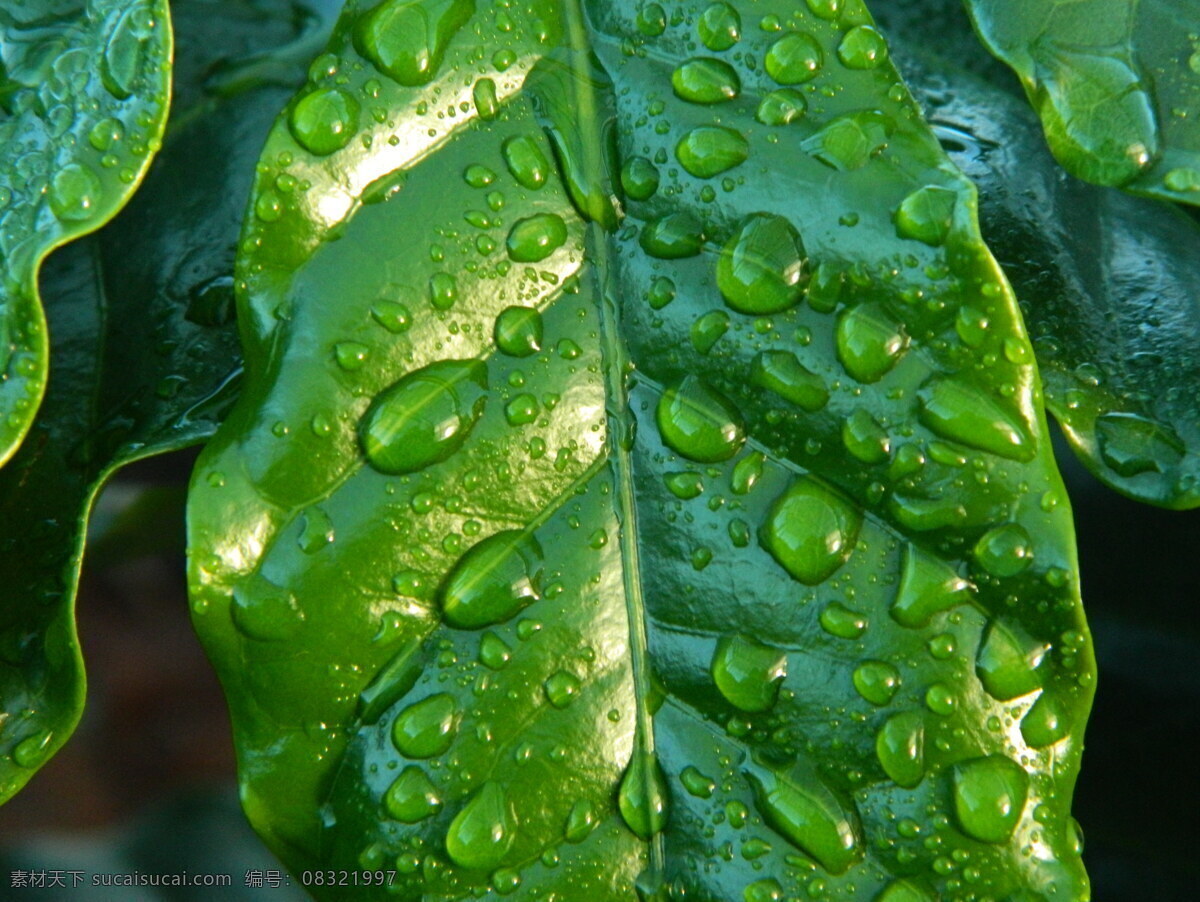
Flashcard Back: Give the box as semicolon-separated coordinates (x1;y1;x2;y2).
300;870;397;887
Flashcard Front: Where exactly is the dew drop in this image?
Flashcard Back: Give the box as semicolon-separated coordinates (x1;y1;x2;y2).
621;156;660;200
445;782;517;870
974;523;1034;577
691;310;730;354
385;766;443;822
765;33;823;84
507;213;567;262
877;879;935;902
473;77;499;119
503;135;551;190
751;351;827;412
564;799;598;842
744;762;861;874
890;545;973;628
698;3;741;50
875;711;925;788
676;126;749;178
895;185;957;246
852;661;900;705
801;110;894;171
656;376;745;462
711;634;787;712
640;212;705;258
544;670;581;708
392;693;459;758
952;756;1029;843
672;58;741;104
717;214;807;315
101;2;156;100
836;25;888;69
759;478;861;585
48;164;102;222
681;765;717;798
429;272;458;310
289;88;359;155
918;378;1034;461
1020;692;1071;748
842;409;890;463
819;602;867;639
479;631;512;670
618;752;669;839
440;530;543;629
756;89;807;126
836;303;908;383
1095;412;1184;476
355;0;473;86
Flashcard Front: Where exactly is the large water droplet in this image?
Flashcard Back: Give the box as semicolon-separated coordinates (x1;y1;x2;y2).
801;110;894;171
691;310;730;354
479;631;512;670
853;660;900;705
49;164;102;222
445;782;517;870
712;634;787;712
952;756;1029;843
359;360;488;475
621;156;660;200
918;379;1034;461
836;25;888;70
756;89;807;126
507;213;567;262
751;351;828;411
759;478;861;585
875;711;924;788
231;577;304;641
895;185;957;246
503;135;551;190
672;58;741;104
698;2;741;50
765;33;823;84
355;0;473;86
974;523;1034;577
392;693;459;758
842;409;890;463
744;761;861;874
1021;692;1071;748
385;766;443;822
565;799;598;843
976;620;1047;700
440;530;543;629
494;306;543;356
289;88;360;155
544;670;581;708
717;214;806;314
676;126;749;178
619;752;669;839
890;545;973;628
1095;412;1184;476
656;376;745;462
836;303;908;383
101;2;156;99
640;212;705;258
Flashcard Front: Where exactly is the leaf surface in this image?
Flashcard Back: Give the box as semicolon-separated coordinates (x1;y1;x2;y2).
0;0;172;467
962;0;1200;204
188;1;1095;898
0;0;339;802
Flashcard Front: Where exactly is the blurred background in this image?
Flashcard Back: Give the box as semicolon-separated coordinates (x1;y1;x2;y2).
0;428;1195;900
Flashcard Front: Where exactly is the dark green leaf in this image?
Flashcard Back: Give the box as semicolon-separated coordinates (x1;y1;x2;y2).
879;0;1200;508
0;0;172;467
0;0;340;804
963;0;1200;204
188;0;1094;897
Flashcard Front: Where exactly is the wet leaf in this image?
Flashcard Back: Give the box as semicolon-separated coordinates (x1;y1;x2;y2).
0;0;171;467
963;0;1200;204
188;0;1094;898
0;0;340;803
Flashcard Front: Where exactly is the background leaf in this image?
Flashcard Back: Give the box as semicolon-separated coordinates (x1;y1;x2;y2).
0;0;172;467
876;0;1200;508
0;0;340;804
189;0;1094;898
962;0;1200;204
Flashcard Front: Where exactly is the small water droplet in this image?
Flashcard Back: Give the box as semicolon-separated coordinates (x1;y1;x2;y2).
12;730;53;768
493;306;543;357
473;77;499;119
894;185;957;246
853;661;900;705
698;3;741;50
877;879;935;902
1020;692;1071;748
837;25;888;70
681;765;717;798
479;632;512;670
820;602;867;639
621;156;661;200
636;3;667;36
756;89;807;126
842;409;890;463
565;799;598;842
672;58;741;104
640;212;705;258
371;301;412;333
544;670;581;708
665;471;704;499
691;309;730;353
1095;412;1184;476
801;110;894;171
503;135;551;190
49;164;102;222
751;351;827;411
101;3;156;100
974;524;1034;577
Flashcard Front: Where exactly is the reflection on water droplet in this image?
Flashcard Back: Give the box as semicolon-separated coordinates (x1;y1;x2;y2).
819;602;867;639
877;878;934;902
445;782;517;870
656;376;745;462
760;478;861;585
359;360;488;475
440;530;543;629
952;756;1029;843
479;631;512;670
711;634;787;712
717;214;807;315
12;730;53;768
473;77;499;119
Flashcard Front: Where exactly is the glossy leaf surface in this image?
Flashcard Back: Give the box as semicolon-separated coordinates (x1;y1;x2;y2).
0;0;172;467
0;0;340;802
963;0;1200;204
189;0;1095;898
880;0;1200;509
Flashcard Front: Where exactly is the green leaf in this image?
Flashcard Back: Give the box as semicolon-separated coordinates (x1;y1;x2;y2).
878;0;1200;508
0;0;172;467
0;0;340;803
188;0;1094;897
962;0;1200;204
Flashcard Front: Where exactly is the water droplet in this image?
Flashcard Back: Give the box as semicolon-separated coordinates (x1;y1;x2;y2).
1095;412;1184;476
712;634;787;712
836;303;908;383
88;117;124;152
355;0;473;86
621;156;660;200
819;602;867;639
494;306;543;357
698;3;741;50
842;409;889;463
731;451;764;495
836;25;888;69
756;89;807;126
445;782;517;870
877;879;935;902
672;58;741;104
298;507;334;553
665;471;704;499
890;545;973;628
636;3;667;36
231;577;304;641
359;360;488;475
676;126;749;178
385;766;443;822
717;214;807;315
952;756;1029;843
681;765;716;798
875;711;924;788
656;376;745;462
505;393;539;427
507;213;567;262
760;478;861;585
392;693;459;758
924;682;956;716
544;671;581;708
853;661;900;705
744;762;861;874
565;799;598;842
465;164;496;188
372;300;412;333
429;272;458;310
289;88;359;155
1020;692;1071;748
806;0;843;20
640;212;705;258
503;135;551;190
1164;167;1200;192
646;276;676;309
691;310;730;353
101;3;156;99
751;351;827;411
744;879;784;902
619;752;669;839
479;632;512;670
48;164;102;222
473;77;499;119
895;185;957;246
801;110;894;171
12;730;52;768
765;33;823;84
439;530;542;629
956;306;989;347
918;378;1034;461
974;524;1034;577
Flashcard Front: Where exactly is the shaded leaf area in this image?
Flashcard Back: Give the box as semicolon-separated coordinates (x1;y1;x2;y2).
0;0;341;804
188;0;1094;899
0;0;171;467
876;0;1200;509
962;0;1200;205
